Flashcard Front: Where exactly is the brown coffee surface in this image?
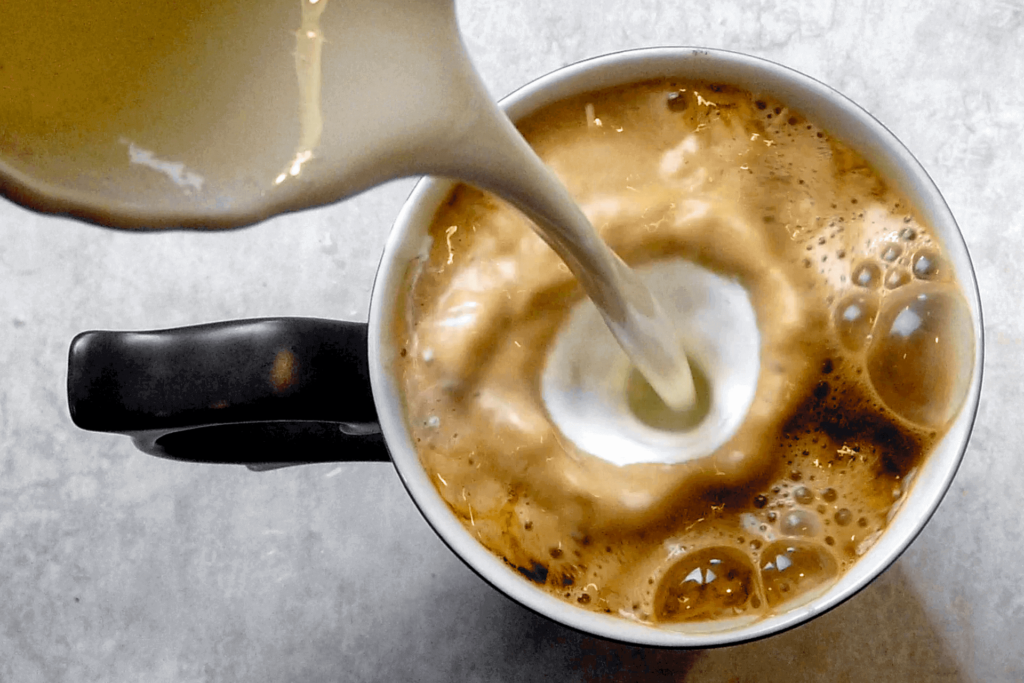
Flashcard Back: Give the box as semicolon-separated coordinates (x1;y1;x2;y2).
394;79;973;625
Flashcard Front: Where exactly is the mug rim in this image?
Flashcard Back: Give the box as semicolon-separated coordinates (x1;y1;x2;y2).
367;46;984;647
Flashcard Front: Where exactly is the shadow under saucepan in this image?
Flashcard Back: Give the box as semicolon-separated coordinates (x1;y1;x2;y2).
483;560;967;682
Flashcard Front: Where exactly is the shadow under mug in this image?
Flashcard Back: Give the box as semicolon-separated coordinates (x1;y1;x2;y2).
66;47;984;647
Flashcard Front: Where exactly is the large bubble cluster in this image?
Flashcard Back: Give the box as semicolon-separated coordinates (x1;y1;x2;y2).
833;230;974;428
655;537;839;621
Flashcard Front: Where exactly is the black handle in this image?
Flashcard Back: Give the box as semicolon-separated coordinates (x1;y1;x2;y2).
67;318;388;468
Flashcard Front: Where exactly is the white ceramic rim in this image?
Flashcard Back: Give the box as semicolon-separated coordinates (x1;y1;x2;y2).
367;47;985;647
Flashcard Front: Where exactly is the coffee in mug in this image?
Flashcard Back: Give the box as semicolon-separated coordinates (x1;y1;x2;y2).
393;78;974;626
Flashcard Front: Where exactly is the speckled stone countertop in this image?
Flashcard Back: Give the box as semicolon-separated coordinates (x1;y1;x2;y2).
1;1;1021;680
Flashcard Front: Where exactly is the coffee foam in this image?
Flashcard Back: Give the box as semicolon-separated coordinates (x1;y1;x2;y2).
394;79;973;624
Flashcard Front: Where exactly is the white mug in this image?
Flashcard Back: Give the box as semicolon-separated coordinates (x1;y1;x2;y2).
67;48;984;647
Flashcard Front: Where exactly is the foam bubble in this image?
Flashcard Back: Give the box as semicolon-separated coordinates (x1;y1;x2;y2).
793;486;815;505
911;248;942;280
834;291;879;351
779;509;821;537
867;283;974;427
880;243;903;263
759;541;838;608
884;267;911;289
899;227;918;241
654;547;758;622
852;261;882;288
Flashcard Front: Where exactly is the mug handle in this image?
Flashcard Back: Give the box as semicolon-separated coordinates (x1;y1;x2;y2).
66;318;389;470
